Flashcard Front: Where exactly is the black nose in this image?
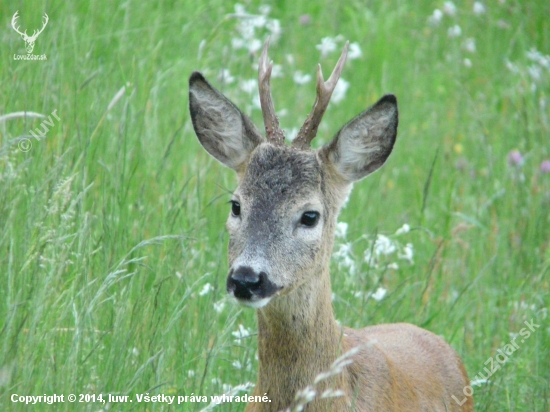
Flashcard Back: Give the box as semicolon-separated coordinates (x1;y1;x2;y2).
227;266;264;300
227;266;281;301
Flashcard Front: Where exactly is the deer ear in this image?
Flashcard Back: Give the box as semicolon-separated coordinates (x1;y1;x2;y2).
321;94;398;182
189;72;265;170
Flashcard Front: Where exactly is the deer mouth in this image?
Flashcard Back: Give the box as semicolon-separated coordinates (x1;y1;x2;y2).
227;266;281;309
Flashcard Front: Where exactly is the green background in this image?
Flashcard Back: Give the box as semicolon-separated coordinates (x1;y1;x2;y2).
0;0;549;410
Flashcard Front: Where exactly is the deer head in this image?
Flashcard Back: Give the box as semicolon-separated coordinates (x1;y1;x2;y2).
189;40;398;310
12;11;49;54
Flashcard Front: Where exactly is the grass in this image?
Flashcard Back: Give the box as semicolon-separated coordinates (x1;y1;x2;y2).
0;0;549;411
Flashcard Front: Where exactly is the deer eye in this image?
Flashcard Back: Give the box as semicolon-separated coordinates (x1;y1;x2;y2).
230;200;241;217
300;211;320;227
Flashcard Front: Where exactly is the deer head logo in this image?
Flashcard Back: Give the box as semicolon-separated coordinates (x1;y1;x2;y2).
11;11;49;54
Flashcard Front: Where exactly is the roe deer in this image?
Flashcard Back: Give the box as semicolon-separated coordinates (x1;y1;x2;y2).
188;40;473;412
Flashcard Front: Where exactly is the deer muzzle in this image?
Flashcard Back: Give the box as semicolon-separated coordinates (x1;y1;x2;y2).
227;266;280;309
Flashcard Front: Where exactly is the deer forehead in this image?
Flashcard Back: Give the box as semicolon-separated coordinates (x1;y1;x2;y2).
237;144;324;207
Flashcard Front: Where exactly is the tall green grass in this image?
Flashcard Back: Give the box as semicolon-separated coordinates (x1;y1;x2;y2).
0;0;548;411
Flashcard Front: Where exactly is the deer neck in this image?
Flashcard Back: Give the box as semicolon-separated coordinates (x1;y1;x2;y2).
254;265;350;410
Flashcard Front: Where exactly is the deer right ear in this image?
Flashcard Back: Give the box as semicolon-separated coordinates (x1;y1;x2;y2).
321;94;398;182
189;72;265;170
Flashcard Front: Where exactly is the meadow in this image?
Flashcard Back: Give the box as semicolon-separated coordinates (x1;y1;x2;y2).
0;0;549;410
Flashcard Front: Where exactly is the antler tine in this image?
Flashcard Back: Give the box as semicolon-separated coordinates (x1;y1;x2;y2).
29;13;48;39
258;38;285;146
37;13;49;35
11;11;26;36
292;41;349;150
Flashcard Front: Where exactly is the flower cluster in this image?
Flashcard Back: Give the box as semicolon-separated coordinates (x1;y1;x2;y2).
231;323;251;343
506;47;550;93
363;224;414;269
312;36;363;105
427;1;487;68
231;4;281;54
332;222;415;304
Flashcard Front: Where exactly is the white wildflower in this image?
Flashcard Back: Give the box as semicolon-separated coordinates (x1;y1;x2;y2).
232;37;246;50
248;38;262;53
232;324;251;342
399;243;414;263
293;71;312;85
463;38;476;53
387;262;399;270
213;301;225;313
541;56;550;71
234;4;246;15
331;78;349;104
271;64;284;78
527;48;550;70
364;248;376;267
266;19;282;42
240;79;257;94
395;223;410;235
428;9;444;26
463;58;472;68
333;242;356;275
371;287;387;301
316;37;338;58
374;234;397;255
236;19;255;41
218;69;235;84
249;15;267;29
335;242;353;257
187;370;195;378
473;2;486;15
259;5;271;15
348;42;362;60
528;65;542;82
335;222;348;238
443;1;457;16
505;60;519;73
199;283;214;296
232;360;243;370
448;25;462;38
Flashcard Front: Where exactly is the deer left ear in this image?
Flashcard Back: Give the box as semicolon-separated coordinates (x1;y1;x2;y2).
189;72;265;171
320;94;398;182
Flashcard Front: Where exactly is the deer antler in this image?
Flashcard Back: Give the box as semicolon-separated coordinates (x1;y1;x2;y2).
292;41;349;150
11;11;48;41
30;13;49;40
11;11;27;37
258;38;285;146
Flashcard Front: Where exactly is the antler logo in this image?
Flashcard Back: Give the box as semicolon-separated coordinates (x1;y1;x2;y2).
11;11;49;54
